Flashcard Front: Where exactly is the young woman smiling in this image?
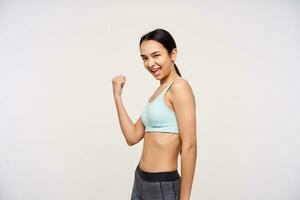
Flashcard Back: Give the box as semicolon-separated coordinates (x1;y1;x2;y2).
112;28;197;200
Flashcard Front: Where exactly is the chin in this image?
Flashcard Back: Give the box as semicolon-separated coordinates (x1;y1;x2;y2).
152;73;161;78
154;75;165;80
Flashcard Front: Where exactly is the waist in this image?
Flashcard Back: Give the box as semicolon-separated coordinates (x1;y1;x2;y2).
136;163;180;182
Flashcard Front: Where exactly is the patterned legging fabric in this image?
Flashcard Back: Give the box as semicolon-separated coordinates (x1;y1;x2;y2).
131;165;181;200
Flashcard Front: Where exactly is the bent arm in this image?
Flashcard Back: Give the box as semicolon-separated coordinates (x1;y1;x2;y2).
113;95;144;146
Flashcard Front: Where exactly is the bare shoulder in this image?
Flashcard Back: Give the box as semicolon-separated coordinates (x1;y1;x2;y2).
170;78;194;96
169;78;196;109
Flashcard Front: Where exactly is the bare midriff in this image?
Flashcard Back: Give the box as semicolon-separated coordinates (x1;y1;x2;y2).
139;131;181;172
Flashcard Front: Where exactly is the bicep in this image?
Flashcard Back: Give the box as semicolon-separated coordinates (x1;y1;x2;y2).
134;116;145;143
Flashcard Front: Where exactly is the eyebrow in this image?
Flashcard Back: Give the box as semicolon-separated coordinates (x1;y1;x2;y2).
140;51;161;57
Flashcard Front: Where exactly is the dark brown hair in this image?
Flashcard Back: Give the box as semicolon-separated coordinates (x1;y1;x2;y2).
139;28;182;77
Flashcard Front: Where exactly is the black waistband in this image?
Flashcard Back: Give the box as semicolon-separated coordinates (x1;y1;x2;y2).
136;164;180;182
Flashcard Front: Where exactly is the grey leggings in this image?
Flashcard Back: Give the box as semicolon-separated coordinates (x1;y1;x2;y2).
131;164;181;200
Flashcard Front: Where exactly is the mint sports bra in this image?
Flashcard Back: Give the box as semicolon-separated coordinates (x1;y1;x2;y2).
141;77;182;134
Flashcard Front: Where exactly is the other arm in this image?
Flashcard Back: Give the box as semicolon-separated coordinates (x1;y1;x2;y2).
171;79;197;200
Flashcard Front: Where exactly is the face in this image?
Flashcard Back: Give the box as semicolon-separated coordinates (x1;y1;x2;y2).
140;40;177;80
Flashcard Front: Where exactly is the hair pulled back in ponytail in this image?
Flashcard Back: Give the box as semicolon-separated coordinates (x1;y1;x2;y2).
139;28;182;77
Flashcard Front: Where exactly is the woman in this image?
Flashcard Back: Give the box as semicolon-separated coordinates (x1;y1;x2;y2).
112;28;197;200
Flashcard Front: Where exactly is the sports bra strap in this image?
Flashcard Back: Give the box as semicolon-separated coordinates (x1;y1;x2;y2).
162;77;182;95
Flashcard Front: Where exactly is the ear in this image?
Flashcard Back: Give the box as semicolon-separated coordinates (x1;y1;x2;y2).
170;48;177;62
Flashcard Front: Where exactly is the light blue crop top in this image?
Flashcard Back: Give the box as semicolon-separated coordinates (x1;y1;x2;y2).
141;77;182;134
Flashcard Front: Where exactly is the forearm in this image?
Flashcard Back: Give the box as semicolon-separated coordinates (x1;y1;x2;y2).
113;95;136;145
180;146;197;200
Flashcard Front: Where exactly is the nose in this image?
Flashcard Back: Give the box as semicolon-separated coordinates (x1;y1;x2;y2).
147;57;155;68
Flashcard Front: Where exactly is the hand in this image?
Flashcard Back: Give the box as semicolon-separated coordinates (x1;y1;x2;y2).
112;75;126;97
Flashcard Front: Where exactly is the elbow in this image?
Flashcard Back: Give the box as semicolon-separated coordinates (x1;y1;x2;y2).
124;129;137;146
181;143;197;154
125;129;143;146
126;130;144;146
126;140;135;146
126;138;138;146
127;142;135;146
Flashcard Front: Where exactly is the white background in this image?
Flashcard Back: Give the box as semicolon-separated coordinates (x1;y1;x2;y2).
0;1;299;199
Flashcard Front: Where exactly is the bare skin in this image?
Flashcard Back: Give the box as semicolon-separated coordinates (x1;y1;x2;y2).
139;76;182;172
136;39;183;172
112;39;197;200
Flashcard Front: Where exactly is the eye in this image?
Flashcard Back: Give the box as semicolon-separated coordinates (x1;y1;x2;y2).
154;54;160;58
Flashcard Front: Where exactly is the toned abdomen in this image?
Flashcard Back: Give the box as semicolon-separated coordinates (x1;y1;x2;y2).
139;132;181;172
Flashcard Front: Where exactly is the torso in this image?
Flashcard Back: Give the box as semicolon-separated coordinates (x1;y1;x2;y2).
139;83;182;172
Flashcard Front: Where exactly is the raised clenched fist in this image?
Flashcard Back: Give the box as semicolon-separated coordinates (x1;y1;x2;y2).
112;75;126;97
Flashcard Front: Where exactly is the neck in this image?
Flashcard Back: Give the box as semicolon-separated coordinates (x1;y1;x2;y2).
160;68;180;85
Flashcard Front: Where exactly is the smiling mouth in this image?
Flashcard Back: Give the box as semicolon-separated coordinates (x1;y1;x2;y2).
151;67;162;75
